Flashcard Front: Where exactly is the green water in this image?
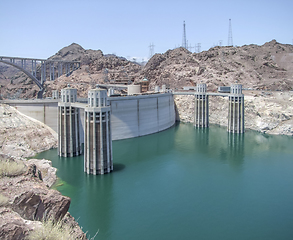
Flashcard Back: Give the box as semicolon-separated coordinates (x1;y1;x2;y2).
35;123;293;240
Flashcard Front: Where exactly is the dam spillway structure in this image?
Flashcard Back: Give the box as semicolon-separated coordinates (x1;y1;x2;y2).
228;84;244;133
58;85;82;157
194;83;209;128
84;86;113;175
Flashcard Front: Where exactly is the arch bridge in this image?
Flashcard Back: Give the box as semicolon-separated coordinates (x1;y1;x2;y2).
0;56;80;98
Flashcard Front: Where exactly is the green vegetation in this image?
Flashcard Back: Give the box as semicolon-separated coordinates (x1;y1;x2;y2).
26;219;75;240
0;193;9;207
0;160;27;177
51;178;65;190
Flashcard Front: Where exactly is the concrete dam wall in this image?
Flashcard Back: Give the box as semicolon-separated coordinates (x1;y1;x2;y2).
110;93;175;140
3;93;176;141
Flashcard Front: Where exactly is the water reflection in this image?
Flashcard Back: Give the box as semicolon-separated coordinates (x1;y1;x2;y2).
174;124;245;169
83;174;114;239
113;125;176;164
227;133;245;169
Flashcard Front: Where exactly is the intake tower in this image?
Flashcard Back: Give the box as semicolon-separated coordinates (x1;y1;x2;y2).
228;84;244;133
58;85;82;157
84;86;113;175
194;83;209;128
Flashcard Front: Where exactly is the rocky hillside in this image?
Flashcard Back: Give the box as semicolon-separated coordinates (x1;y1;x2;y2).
140;40;293;91
1;40;292;99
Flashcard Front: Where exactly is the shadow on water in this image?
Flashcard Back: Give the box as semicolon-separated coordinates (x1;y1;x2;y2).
112;163;125;172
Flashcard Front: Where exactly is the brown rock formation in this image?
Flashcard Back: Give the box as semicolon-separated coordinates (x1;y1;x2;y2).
0;158;86;239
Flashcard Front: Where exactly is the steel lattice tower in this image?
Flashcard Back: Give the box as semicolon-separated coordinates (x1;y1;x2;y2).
182;21;187;49
149;43;155;59
228;19;233;46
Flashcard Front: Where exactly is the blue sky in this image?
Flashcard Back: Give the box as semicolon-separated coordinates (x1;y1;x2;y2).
0;0;292;61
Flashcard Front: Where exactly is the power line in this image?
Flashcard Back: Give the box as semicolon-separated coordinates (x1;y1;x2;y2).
228;19;233;46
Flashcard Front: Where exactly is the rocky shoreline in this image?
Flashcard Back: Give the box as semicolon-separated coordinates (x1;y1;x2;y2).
0;104;86;239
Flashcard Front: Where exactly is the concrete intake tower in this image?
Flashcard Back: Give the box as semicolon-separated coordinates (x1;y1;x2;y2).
58;85;82;157
194;83;209;128
84;86;113;175
228;84;244;133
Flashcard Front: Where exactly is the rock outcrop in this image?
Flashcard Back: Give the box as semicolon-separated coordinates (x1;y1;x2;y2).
0;104;57;158
0;158;86;239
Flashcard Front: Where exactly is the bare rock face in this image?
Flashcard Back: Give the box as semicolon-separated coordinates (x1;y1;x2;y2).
0;104;57;158
26;159;57;187
0;159;86;239
0;207;41;240
140;40;293;92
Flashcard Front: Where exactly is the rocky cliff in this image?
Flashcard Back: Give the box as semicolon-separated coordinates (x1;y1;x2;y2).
0;104;86;239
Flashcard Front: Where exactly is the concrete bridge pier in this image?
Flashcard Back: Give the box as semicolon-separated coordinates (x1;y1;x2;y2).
228;84;244;133
194;83;209;128
84;86;113;175
58;85;81;157
41;61;46;84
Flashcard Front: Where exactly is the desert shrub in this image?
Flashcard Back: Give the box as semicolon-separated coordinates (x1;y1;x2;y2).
0;193;9;207
26;219;74;240
0;160;26;177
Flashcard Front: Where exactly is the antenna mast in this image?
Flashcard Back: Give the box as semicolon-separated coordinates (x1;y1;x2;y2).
228;19;233;46
182;21;187;49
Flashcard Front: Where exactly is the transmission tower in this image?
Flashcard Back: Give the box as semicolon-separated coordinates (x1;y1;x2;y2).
228;19;233;46
195;43;201;53
149;43;155;59
182;21;187;49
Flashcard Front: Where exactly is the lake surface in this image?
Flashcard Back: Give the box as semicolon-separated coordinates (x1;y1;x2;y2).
35;123;293;240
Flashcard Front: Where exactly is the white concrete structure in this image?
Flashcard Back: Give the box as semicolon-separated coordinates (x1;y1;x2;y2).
128;85;141;95
194;83;209;128
110;93;175;140
84;87;113;175
228;84;244;133
58;85;81;157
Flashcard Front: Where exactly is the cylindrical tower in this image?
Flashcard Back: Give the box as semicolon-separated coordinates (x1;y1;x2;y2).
228;84;244;133
194;83;209;128
58;85;81;157
84;86;113;175
52;90;59;99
